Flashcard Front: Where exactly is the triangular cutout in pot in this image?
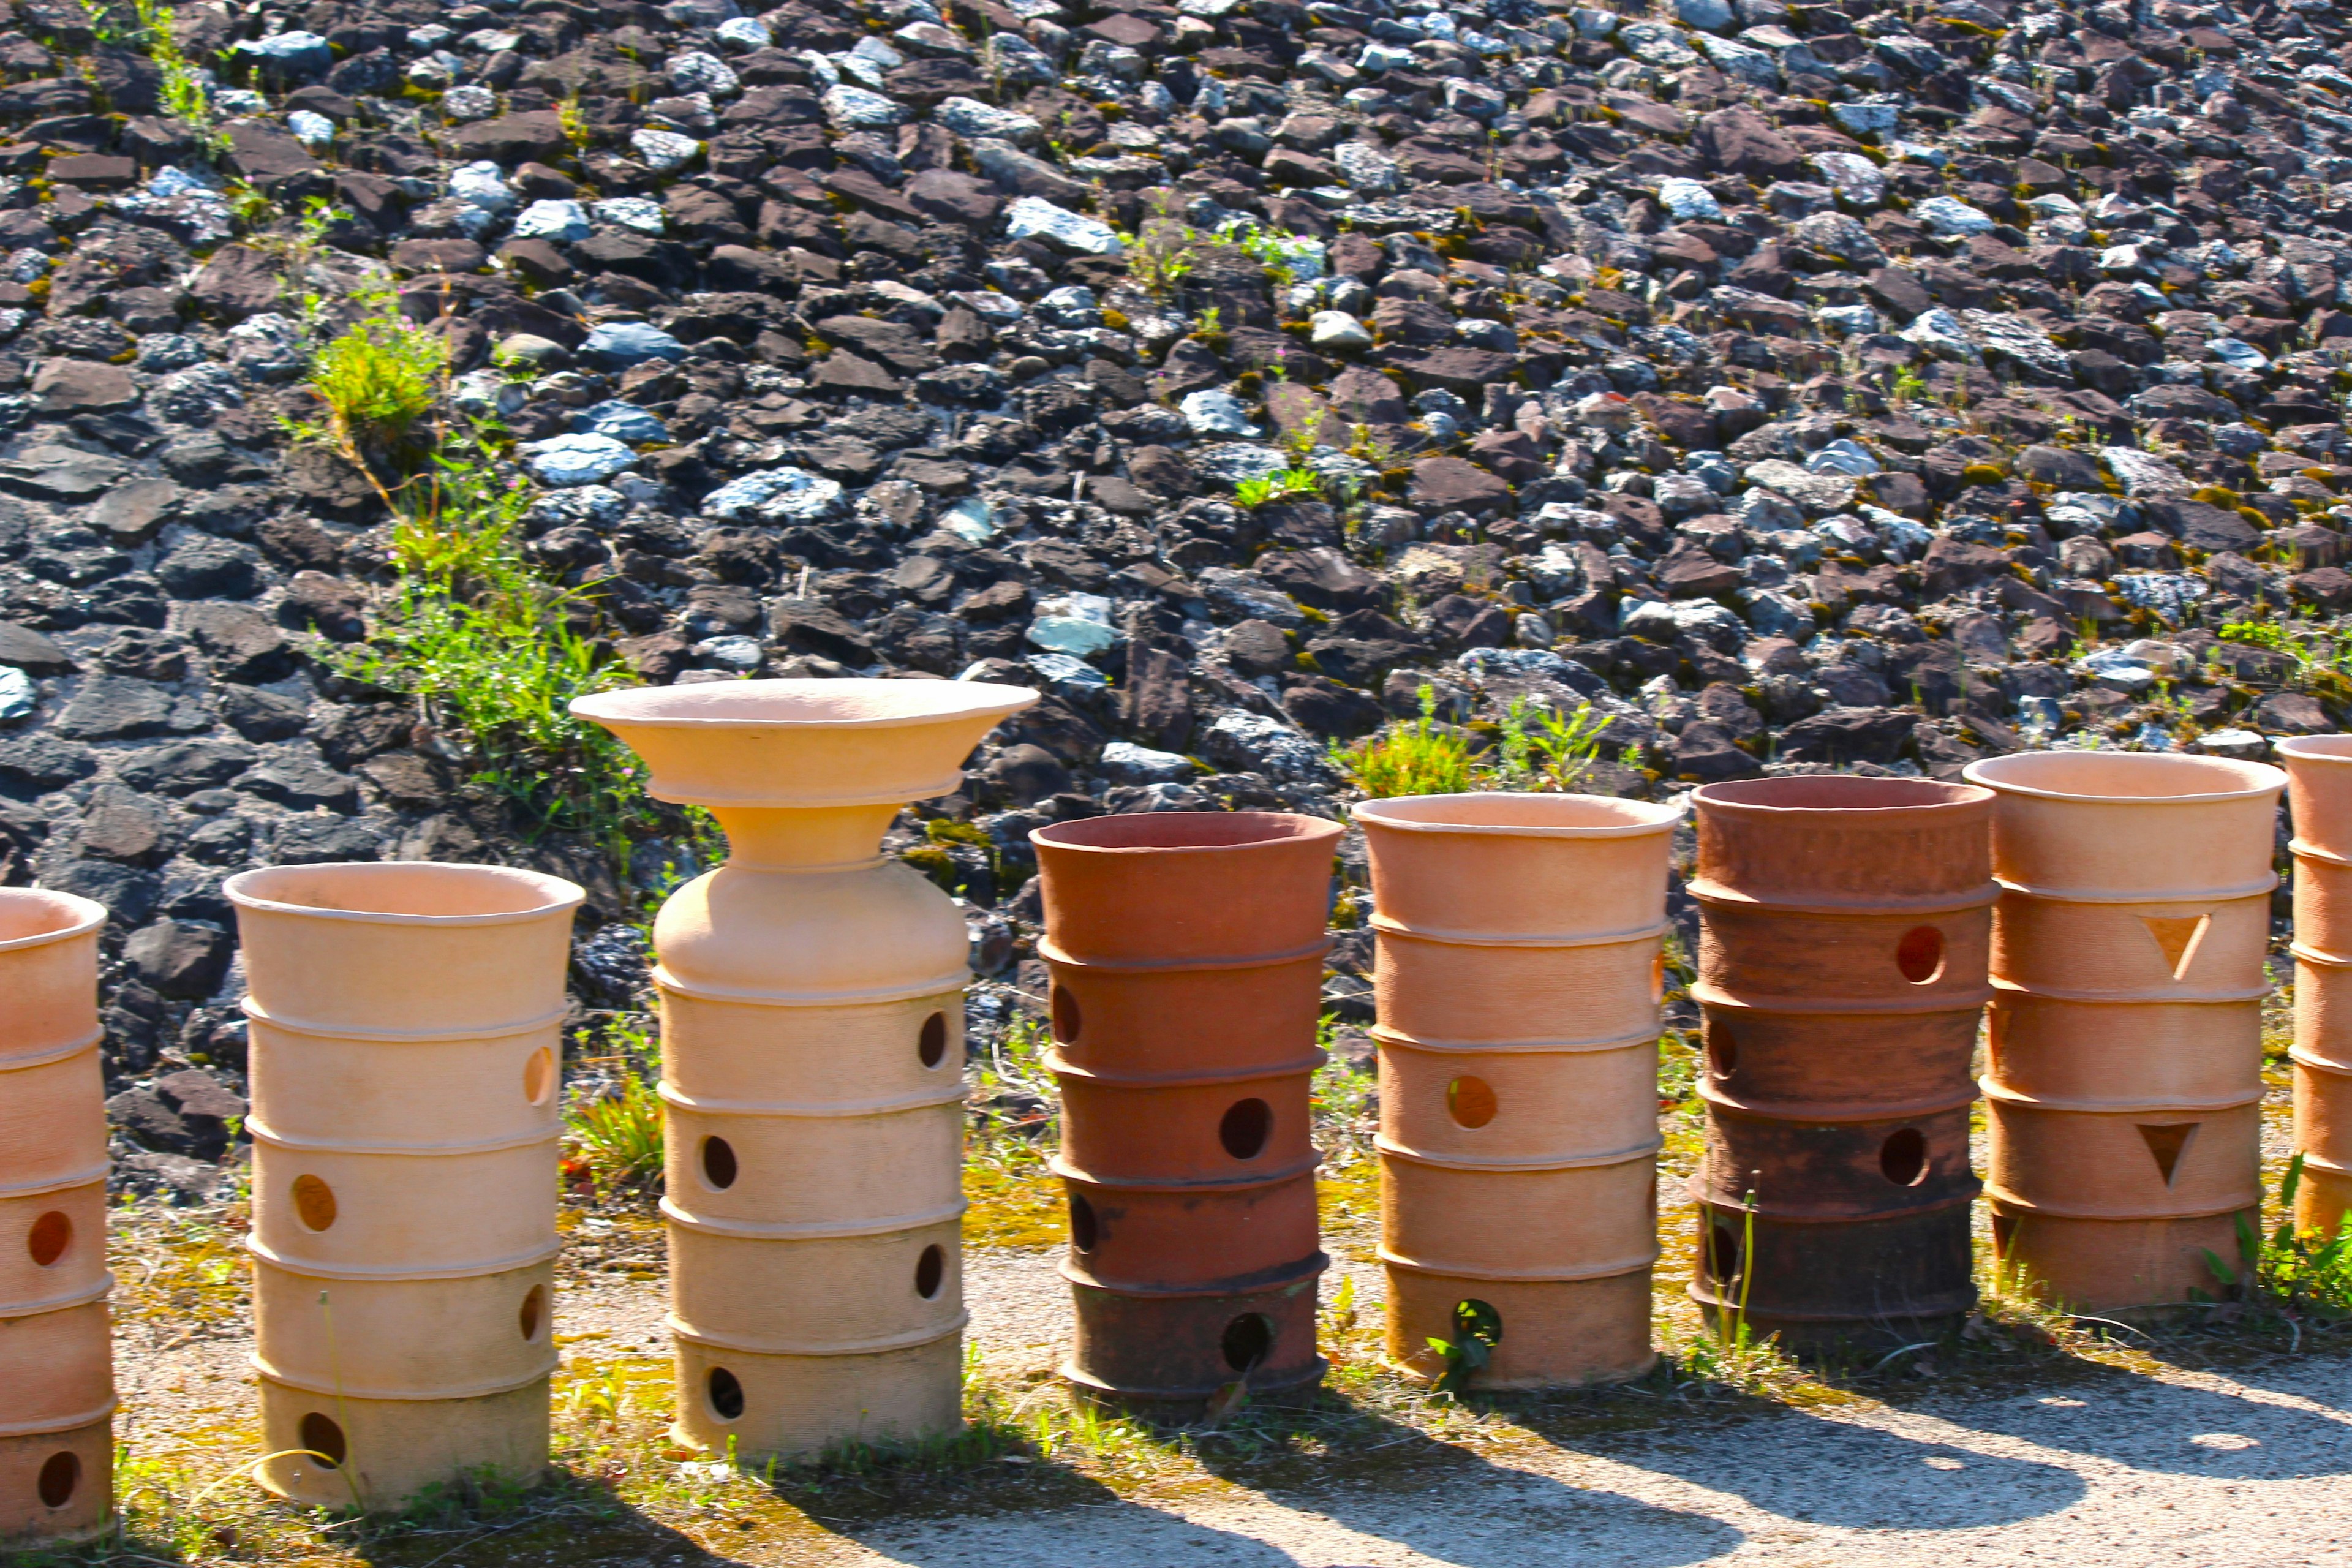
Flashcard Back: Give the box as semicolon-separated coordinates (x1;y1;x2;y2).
2142;914;2212;981
2138;1121;2198;1186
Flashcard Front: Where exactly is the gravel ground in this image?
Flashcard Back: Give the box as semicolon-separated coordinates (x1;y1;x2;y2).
104;1246;2352;1566
828;1358;2352;1567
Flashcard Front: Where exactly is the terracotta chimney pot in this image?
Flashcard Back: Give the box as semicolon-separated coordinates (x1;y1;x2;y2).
575;678;1035;1460
1033;812;1342;1417
0;891;111;1547
1359;793;1678;1388
1966;752;2283;1312
1688;777;1993;1348
227;862;583;1510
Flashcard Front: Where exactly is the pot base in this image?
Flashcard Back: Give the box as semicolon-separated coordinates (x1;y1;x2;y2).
2294;1162;2352;1241
1384;1266;1654;1389
1066;1271;1324;1415
1988;1205;2250;1312
1689;1298;1970;1354
1688;1202;1977;1336
0;1421;111;1545
257;1376;549;1512
669;1333;962;1462
1062;1357;1328;1425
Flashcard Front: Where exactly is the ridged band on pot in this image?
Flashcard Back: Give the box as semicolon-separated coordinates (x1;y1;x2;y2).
2281;737;2352;1237
0;891;111;1545
1688;777;1994;1346
1031;812;1342;1416
575;679;1036;1460
1357;793;1677;1389
227;861;584;1510
257;1380;553;1512
1965;752;2285;1312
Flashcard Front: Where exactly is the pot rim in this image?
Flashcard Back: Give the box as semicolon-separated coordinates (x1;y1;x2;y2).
1031;810;1345;855
570;676;1038;731
0;888;106;953
1962;750;2285;804
1692;775;1992;817
1354;791;1682;838
2277;736;2352;766
225;861;585;927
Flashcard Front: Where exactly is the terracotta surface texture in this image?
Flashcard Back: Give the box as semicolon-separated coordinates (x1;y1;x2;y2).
1359;793;1677;1389
1966;752;2285;1312
576;679;1035;1461
1033;812;1342;1416
0;889;112;1545
2281;737;2352;1236
225;862;584;1510
1688;778;1993;1348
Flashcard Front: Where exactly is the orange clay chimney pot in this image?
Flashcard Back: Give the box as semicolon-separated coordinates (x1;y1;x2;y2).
226;862;584;1511
573;677;1036;1460
2278;737;2352;1237
1031;812;1341;1417
1964;752;2285;1313
1358;793;1679;1389
1687;777;1993;1348
0;891;112;1546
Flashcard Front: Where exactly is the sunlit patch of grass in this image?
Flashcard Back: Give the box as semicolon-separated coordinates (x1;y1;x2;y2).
964;1138;1066;1249
109;1201;252;1335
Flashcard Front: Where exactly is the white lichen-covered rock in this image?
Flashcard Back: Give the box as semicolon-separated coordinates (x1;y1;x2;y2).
523;434;639;488
701;466;846;521
1005;197;1125;255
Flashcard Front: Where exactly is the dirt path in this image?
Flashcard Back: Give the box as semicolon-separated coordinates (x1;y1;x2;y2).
111;1247;2352;1567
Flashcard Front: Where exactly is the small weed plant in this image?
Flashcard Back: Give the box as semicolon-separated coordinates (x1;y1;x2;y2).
1331;685;1477;797
303;296;449;510
130;0;222;153
1334;687;1617;799
1235;466;1322;508
564;1019;665;1197
1492;695;1610;791
2210;1155;2352;1319
336;439;646;851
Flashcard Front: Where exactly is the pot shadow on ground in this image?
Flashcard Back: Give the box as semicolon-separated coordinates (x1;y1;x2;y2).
1913;1355;2352;1482
1525;1400;2089;1532
1150;1403;1746;1568
827;1391;1743;1568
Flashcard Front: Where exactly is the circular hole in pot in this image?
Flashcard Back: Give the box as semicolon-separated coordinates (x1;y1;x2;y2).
1705;1220;1742;1284
292;1175;337;1232
1706;1024;1737;1078
707;1367;745;1422
914;1244;945;1300
1068;1193;1098;1253
522;1047;556;1106
1219;1098;1272;1160
1651;952;1666;1005
27;1209;70;1267
700;1136;738;1191
1452;1298;1504;1348
300;1412;347;1469
1879;1127;1928;1186
1221;1312;1273;1372
36;1452;77;1509
1896;925;1945;985
519;1284;546;1341
1050;984;1080;1045
918;1011;949;1069
1447;1076;1498;1129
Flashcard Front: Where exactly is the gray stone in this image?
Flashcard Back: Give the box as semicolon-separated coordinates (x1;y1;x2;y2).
53;676;208;740
125;918;233;1000
236;756;358;811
